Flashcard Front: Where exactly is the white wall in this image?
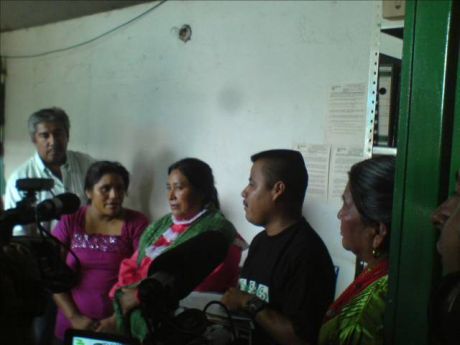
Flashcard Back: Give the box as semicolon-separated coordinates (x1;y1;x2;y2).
0;0;379;295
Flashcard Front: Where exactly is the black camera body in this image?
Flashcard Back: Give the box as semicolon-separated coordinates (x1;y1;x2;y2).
0;177;80;296
1;178;81;242
14;177;54;211
16;178;54;193
1;178;54;243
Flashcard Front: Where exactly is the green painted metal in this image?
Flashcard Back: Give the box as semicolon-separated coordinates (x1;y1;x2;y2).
386;1;459;344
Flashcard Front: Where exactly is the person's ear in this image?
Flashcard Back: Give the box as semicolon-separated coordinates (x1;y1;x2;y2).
372;223;389;249
271;181;286;201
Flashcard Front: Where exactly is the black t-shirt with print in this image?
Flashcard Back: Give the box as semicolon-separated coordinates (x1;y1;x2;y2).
239;217;335;345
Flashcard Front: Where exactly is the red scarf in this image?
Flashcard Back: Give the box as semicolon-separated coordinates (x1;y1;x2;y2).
150;223;189;248
323;259;389;322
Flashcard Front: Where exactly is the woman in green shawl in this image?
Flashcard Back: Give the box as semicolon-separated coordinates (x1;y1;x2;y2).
319;156;395;345
96;158;244;340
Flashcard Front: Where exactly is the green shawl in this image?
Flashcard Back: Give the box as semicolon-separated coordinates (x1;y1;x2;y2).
114;208;236;341
318;275;388;345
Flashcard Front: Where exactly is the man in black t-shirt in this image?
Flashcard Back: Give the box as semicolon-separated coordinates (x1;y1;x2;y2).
222;149;335;345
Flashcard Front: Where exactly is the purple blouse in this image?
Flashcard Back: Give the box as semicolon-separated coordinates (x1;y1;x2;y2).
52;206;149;340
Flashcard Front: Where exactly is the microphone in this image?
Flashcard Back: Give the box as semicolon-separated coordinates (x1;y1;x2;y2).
138;231;230;315
0;193;81;227
36;193;81;221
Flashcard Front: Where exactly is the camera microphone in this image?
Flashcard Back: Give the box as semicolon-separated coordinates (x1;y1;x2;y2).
0;193;81;227
36;193;81;220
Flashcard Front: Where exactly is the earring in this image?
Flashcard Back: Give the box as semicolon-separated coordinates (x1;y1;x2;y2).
372;248;381;258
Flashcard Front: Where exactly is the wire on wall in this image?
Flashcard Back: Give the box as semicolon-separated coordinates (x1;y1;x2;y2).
0;0;168;59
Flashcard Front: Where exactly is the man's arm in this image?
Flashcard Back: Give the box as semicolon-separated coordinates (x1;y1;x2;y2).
222;287;310;345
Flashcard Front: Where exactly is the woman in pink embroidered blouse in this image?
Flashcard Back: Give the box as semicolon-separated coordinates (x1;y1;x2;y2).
51;161;148;341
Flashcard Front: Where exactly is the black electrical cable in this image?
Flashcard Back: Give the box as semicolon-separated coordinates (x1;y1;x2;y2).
36;219;81;276
203;300;238;340
1;0;168;59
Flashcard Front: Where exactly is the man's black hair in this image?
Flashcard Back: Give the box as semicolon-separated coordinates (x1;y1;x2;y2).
251;149;308;208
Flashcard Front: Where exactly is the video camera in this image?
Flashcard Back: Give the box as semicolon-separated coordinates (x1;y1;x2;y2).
0;178;83;345
131;231;247;345
0;178;81;295
0;178;80;243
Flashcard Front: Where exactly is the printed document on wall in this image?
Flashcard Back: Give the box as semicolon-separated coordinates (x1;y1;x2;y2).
329;146;364;199
295;144;331;200
326;83;367;147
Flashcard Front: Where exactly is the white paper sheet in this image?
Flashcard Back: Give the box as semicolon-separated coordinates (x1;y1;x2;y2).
326;83;367;146
295;144;331;200
329;146;365;199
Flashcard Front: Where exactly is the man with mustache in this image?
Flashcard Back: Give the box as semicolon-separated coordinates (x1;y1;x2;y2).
3;107;94;345
4;107;94;235
222;149;335;345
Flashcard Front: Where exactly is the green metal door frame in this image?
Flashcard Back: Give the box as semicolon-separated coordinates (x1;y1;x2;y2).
386;1;459;344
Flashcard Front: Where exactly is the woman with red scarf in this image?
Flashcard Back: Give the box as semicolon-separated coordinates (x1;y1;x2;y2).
319;156;395;345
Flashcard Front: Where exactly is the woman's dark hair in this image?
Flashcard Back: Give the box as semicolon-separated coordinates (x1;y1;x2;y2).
84;161;130;192
168;158;220;209
349;156;396;246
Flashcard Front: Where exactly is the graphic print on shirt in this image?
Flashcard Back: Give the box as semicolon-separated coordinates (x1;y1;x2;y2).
239;278;270;302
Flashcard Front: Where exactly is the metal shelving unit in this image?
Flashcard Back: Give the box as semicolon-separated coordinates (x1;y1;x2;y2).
365;6;404;158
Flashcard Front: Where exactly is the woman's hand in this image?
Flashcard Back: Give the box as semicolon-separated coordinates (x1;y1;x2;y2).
95;314;118;334
69;313;98;331
120;286;140;315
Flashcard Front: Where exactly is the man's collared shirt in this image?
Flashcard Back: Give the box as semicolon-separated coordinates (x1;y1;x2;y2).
4;150;95;235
